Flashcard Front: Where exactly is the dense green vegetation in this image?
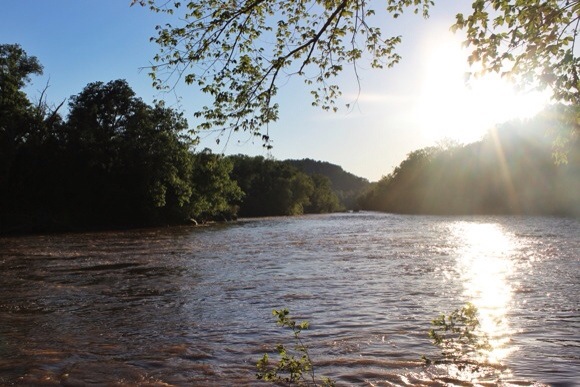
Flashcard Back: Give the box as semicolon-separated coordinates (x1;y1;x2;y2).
358;108;580;216
228;155;344;217
133;0;579;218
0;44;243;233
285;159;369;210
227;156;370;217
2;43;578;233
1;44;358;233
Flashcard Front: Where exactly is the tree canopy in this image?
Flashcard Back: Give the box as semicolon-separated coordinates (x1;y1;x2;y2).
132;0;433;145
454;0;580;105
133;0;579;144
0;44;45;180
2;44;358;233
285;158;369;209
63;79;198;225
227;155;344;216
0;44;245;233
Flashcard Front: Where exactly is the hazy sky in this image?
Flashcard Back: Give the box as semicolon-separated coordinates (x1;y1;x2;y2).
1;1;549;181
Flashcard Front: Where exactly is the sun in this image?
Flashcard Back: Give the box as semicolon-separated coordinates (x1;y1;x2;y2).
416;33;550;144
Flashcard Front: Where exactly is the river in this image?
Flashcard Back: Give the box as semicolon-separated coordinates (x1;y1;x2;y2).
0;213;578;386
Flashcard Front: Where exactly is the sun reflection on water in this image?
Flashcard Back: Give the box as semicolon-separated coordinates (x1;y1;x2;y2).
450;222;518;364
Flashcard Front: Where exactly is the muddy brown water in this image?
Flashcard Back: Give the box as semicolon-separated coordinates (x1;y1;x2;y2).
0;213;578;385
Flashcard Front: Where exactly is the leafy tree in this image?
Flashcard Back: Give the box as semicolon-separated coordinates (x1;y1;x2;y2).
285;159;369;210
288;172;315;215
454;0;580;106
0;44;43;110
132;0;433;144
257;309;335;386
64;79;196;225
229;155;305;216
423;303;493;373
228;155;345;217
305;174;342;213
454;1;580;159
0;44;43;188
0;45;247;233
188;149;244;221
133;1;578;145
0;44;68;230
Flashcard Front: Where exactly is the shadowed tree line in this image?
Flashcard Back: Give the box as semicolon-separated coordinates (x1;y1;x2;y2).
226;156;372;217
284;159;370;210
0;44;357;233
358;108;579;216
0;44;240;233
227;155;345;217
3;44;577;234
0;45;243;232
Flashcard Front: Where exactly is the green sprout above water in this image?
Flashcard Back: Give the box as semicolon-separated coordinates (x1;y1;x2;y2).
256;309;335;387
257;304;495;385
423;302;493;368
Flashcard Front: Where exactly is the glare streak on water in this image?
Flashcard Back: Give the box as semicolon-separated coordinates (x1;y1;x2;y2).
449;222;517;364
0;213;578;386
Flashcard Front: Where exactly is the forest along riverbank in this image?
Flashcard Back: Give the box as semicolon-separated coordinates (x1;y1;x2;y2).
0;213;578;385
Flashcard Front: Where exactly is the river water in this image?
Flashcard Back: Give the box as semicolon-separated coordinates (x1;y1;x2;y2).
0;213;578;386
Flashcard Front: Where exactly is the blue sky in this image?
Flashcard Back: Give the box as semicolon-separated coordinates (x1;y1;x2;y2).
1;1;549;181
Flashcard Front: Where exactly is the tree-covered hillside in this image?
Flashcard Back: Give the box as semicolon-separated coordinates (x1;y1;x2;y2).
358;107;579;216
285;159;370;210
228;155;343;217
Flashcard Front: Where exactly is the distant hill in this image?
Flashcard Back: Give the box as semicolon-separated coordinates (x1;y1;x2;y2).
284;159;370;209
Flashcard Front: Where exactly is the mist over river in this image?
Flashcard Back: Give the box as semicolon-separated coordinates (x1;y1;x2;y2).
0;213;578;386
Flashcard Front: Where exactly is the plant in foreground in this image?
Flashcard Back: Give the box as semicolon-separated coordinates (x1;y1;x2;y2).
423;302;493;369
257;304;494;385
256;309;335;386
